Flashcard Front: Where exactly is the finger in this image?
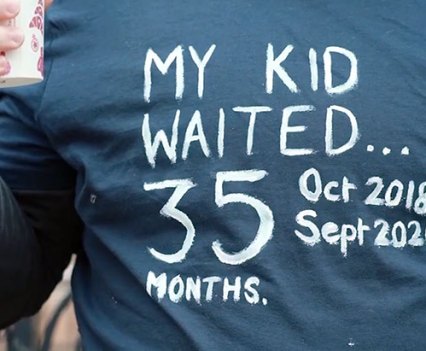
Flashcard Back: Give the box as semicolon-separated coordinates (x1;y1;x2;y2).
0;26;24;51
0;0;20;21
0;55;11;76
45;0;53;10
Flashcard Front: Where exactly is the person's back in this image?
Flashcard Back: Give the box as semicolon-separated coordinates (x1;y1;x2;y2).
1;1;426;350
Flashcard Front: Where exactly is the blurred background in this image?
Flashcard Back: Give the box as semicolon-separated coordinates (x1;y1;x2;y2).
0;258;80;351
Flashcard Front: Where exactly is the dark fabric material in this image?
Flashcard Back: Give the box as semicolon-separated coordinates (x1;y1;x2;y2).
0;176;82;328
1;0;426;350
0;19;81;328
13;188;83;270
0;176;40;328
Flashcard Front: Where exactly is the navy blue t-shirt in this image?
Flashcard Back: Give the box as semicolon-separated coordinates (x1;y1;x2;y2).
1;1;426;349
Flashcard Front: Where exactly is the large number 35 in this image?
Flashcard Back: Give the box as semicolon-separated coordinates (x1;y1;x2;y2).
143;170;275;265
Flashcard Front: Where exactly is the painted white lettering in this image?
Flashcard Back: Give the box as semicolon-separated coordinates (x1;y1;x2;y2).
144;46;184;103
189;45;216;99
266;44;299;94
325;105;359;156
182;110;211;160
223;277;242;302
324;46;358;95
299;168;322;203
142;111;180;168
214;170;274;265
218;108;225;158
342;177;357;203
146;272;168;301
340;224;357;257
185;277;202;304
244;277;260;305
143;179;197;263
233;106;273;156
357;218;370;246
324;181;341;202
295;210;321;246
309;48;319;92
203;276;222;302
321;222;340;245
280;105;316;156
168;275;185;303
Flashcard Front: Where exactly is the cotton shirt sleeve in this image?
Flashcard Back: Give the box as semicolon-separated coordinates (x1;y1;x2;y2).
0;87;82;328
0;89;75;191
